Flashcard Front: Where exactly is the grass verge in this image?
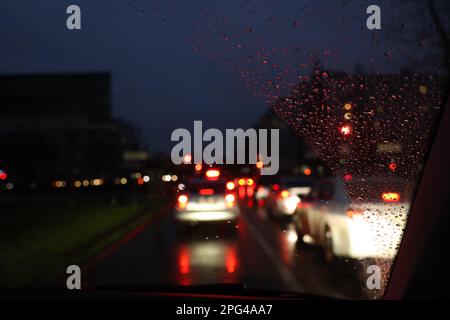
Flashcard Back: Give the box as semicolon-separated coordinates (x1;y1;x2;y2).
0;196;163;289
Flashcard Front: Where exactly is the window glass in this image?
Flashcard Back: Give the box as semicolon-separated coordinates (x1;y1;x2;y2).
0;0;449;300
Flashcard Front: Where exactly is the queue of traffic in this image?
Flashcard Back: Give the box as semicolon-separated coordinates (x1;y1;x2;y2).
173;165;409;263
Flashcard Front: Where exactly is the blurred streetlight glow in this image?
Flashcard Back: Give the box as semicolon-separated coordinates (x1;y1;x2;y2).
340;124;352;136
91;178;103;186
344;103;352;110
183;154;192;164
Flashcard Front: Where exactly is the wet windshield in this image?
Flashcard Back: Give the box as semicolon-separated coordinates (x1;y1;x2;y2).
0;0;449;300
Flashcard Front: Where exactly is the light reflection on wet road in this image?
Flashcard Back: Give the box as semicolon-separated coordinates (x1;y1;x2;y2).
86;203;362;298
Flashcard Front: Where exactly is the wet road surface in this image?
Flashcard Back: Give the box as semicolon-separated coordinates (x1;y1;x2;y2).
85;203;363;299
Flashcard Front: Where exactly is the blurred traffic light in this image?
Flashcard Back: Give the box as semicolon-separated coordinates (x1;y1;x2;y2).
344;112;352;120
343;173;353;181
340;124;352;136
389;162;397;171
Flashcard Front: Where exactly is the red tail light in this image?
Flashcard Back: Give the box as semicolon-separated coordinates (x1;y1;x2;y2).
226;247;237;274
199;188;214;195
340;124;352;136
343;173;353;181
381;192;400;203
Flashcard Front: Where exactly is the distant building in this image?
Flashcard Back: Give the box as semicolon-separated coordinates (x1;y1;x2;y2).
0;73;147;189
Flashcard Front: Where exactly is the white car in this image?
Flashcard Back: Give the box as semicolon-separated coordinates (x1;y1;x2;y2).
265;176;315;218
293;176;410;262
174;178;240;224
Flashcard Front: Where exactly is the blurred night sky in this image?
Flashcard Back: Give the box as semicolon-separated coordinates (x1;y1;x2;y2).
0;0;447;152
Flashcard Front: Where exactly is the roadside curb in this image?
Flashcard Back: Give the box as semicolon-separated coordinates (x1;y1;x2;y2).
80;204;171;276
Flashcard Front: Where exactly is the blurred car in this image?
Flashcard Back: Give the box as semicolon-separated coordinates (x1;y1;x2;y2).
265;176;315;219
174;172;240;225
293;176;411;262
254;175;276;204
